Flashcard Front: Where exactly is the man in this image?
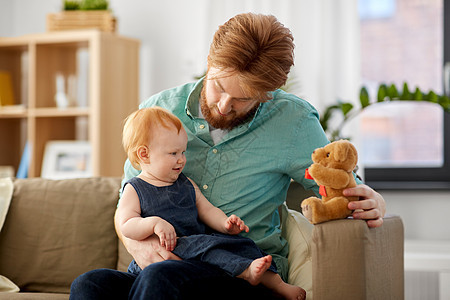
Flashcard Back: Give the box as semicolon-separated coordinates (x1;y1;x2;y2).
70;13;385;300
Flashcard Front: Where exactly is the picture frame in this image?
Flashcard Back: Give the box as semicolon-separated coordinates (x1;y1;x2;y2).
41;141;92;179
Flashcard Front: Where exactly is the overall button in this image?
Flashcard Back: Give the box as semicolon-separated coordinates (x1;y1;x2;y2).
199;124;205;129
202;184;208;190
212;149;218;154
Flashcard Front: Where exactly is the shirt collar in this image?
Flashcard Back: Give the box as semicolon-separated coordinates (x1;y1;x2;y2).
185;77;204;119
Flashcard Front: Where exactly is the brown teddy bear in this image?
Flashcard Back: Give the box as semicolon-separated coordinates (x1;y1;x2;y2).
301;140;359;224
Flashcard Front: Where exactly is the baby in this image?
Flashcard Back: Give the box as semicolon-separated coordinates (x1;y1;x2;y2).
116;107;306;300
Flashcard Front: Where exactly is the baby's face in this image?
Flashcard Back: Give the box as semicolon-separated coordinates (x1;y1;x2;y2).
144;125;187;184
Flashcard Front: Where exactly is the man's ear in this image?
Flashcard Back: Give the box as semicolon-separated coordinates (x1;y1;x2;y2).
137;146;150;164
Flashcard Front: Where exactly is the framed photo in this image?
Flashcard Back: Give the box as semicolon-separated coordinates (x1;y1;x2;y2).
41;141;92;179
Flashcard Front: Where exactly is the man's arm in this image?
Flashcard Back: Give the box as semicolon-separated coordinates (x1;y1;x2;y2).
282;105;386;228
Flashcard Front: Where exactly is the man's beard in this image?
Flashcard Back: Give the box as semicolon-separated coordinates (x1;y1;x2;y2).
199;86;259;131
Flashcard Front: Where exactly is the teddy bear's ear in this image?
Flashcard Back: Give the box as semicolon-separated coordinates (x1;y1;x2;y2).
333;140;357;163
332;142;347;162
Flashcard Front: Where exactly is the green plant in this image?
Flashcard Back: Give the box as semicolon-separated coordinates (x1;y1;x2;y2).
80;0;108;10
64;0;80;10
320;82;450;141
63;0;109;11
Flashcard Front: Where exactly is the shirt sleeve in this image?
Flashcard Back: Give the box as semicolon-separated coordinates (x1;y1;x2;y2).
284;102;364;194
285;106;330;196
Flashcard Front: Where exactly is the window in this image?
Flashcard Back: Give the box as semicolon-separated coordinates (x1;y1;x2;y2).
359;0;396;19
359;0;450;189
361;102;443;168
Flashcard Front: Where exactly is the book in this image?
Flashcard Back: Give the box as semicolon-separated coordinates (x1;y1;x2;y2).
0;71;15;106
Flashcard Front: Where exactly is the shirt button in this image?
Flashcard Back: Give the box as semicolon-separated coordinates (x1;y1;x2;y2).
212;149;218;154
199;124;205;129
203;184;208;190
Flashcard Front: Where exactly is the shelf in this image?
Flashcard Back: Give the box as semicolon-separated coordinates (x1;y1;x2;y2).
0;105;27;118
30;107;90;117
0;30;140;178
0;106;89;118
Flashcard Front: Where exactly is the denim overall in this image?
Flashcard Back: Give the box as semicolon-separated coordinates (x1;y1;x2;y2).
125;174;276;277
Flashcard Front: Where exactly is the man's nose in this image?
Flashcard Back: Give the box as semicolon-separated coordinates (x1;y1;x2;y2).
217;95;233;115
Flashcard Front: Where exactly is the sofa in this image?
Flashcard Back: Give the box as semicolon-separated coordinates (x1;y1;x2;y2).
0;177;404;299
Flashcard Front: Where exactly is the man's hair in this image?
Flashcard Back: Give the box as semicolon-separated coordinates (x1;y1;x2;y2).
207;13;294;100
122;107;183;169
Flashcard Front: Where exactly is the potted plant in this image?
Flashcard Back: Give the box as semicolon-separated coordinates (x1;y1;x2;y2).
47;0;116;32
64;0;109;10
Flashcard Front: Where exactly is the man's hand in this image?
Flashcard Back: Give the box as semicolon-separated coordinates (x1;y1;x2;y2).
344;184;386;228
224;214;249;235
122;234;181;270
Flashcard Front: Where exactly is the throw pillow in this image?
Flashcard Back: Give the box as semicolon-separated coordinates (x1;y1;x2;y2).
280;204;313;300
0;177;19;293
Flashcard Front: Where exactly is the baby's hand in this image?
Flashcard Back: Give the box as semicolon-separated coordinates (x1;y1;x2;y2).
224;215;249;235
154;219;177;251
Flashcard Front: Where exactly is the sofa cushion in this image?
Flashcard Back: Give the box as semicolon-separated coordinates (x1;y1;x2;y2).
0;177;121;294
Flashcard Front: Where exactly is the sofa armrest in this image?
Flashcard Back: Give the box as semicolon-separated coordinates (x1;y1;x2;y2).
311;215;404;300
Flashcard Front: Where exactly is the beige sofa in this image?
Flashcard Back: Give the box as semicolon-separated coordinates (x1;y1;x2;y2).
0;177;404;299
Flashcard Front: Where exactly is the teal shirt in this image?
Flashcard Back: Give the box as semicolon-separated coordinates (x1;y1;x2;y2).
122;78;329;280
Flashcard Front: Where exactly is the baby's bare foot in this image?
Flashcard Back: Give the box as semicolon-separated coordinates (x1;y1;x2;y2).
238;255;272;285
275;282;306;300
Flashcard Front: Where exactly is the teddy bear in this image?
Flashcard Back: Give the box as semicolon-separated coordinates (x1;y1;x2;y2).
301;140;359;224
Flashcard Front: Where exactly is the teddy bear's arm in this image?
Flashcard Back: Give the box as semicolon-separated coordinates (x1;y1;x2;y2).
309;164;350;189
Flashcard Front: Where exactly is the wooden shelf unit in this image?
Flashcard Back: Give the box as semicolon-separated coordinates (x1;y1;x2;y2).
0;30;140;178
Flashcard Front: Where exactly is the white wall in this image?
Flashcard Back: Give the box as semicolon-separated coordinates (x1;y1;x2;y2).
1;0;449;241
384;190;450;240
0;0;361;109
